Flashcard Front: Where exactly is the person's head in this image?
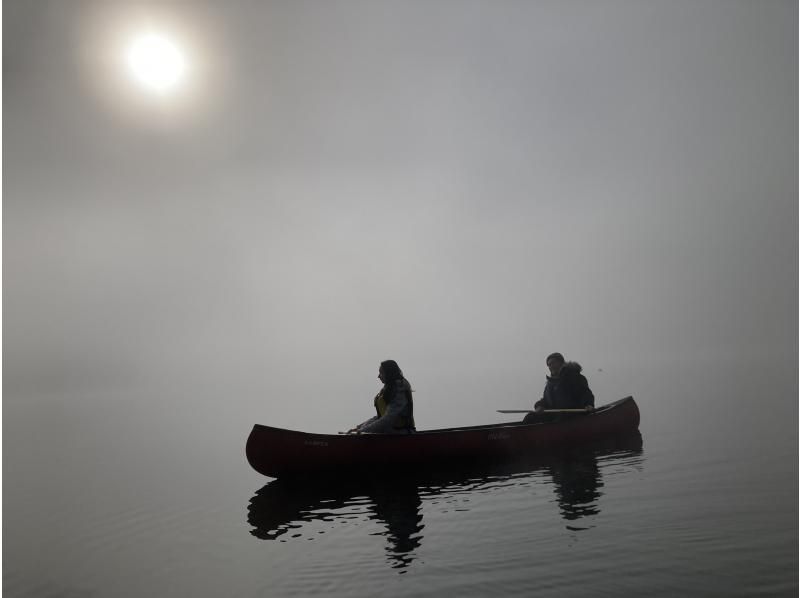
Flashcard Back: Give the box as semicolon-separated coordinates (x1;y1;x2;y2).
378;360;403;384
546;352;565;377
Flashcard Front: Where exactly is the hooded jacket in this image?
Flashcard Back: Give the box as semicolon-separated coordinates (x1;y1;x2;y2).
534;361;595;410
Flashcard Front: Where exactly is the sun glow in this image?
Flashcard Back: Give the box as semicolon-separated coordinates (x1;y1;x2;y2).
126;32;186;94
81;5;227;123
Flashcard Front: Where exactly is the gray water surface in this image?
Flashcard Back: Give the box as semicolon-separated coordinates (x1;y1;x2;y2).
3;356;797;597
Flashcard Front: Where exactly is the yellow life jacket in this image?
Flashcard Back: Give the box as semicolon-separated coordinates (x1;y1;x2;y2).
374;390;387;416
374;385;415;430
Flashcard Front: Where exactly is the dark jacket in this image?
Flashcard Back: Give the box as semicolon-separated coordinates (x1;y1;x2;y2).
356;378;415;433
535;362;595;410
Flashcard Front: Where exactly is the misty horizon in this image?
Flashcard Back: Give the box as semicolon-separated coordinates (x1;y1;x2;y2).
4;0;797;432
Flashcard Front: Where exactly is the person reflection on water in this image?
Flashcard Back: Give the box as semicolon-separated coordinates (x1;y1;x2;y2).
347;360;416;434
247;477;424;571
524;352;594;424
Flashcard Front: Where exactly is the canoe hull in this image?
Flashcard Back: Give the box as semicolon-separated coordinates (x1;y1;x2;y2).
246;396;640;479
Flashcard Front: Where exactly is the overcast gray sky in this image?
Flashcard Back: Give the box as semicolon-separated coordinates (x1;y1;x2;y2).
4;0;797;429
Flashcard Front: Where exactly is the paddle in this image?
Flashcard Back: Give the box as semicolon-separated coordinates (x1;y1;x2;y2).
497;409;590;413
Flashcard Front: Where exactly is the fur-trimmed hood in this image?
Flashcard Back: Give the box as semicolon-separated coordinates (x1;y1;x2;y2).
547;361;583;380
562;361;583;374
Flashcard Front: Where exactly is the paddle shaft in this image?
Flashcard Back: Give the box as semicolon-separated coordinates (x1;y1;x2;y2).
497;409;590;413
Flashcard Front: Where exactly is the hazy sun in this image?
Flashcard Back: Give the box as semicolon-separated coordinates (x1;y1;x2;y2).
126;32;186;94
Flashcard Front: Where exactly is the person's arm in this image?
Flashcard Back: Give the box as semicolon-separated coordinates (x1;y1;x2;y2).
535;382;552;411
345;415;379;434
574;374;595;409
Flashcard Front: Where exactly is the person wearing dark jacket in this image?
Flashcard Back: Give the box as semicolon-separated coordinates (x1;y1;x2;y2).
534;352;595;411
347;360;415;434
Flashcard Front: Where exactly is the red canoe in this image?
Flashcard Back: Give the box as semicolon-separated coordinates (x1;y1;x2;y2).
246;396;640;479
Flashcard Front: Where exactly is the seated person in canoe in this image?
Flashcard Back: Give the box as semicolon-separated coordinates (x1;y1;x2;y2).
347;360;415;434
523;352;594;423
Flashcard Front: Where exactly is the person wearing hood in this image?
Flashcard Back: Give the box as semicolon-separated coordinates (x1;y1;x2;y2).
534;352;595;412
347;360;416;434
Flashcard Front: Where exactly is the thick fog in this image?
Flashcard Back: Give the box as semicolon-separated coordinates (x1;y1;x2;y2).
4;1;797;432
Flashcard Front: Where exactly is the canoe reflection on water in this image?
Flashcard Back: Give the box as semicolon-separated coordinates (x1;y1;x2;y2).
247;432;643;569
248;476;425;570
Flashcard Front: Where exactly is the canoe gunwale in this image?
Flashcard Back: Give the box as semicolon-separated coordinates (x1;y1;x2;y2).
250;395;636;438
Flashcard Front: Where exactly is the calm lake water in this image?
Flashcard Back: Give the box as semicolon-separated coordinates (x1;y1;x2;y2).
3;356;797;597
